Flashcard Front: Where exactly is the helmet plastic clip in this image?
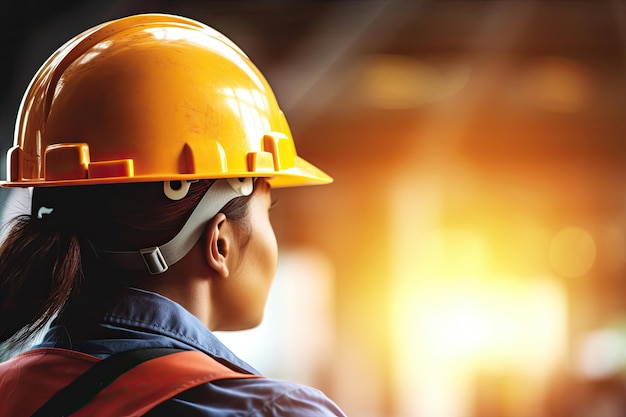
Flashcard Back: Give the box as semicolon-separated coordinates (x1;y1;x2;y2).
164;180;198;200
226;177;254;196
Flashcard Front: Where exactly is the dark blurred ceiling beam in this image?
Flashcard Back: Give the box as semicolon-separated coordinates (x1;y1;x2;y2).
272;0;426;123
610;0;626;67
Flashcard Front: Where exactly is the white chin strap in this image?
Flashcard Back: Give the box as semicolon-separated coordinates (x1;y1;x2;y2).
98;178;254;274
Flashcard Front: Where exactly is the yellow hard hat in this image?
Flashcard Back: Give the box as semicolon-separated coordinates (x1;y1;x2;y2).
3;13;332;188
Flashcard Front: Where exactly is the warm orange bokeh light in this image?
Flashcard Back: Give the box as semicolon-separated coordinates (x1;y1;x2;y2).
548;226;596;278
356;54;471;109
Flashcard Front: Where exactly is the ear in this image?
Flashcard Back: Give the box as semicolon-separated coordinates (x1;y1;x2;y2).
205;213;230;278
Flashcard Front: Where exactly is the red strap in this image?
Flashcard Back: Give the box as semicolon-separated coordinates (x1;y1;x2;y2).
0;348;99;417
73;350;260;416
0;348;260;417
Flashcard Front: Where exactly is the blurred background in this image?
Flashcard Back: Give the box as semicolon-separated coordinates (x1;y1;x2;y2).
2;0;626;416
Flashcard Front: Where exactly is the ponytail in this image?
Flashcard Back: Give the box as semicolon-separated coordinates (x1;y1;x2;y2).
0;214;82;354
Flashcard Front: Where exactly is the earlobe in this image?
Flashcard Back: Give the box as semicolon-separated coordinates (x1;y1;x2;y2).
205;213;230;278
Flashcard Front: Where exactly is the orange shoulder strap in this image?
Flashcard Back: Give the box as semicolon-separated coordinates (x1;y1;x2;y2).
0;348;260;417
73;349;261;417
0;348;99;417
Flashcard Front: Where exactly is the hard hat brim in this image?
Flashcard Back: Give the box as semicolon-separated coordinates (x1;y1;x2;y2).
1;156;333;188
267;156;334;188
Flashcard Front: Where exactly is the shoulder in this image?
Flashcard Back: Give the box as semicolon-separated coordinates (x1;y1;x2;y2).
148;376;347;417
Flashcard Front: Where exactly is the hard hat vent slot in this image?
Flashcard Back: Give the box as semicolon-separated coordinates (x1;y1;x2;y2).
182;141;228;174
88;159;134;179
44;143;90;181
247;151;274;172
263;133;296;171
7;146;21;182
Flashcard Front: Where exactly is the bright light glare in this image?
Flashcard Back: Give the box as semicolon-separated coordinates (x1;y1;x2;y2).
391;275;567;417
577;329;626;379
417;296;494;358
400;279;566;368
221;87;271;145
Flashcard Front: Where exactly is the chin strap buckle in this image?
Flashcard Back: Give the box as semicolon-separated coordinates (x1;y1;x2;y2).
140;247;168;274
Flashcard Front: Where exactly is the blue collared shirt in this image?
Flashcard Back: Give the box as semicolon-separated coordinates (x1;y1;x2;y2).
37;287;347;416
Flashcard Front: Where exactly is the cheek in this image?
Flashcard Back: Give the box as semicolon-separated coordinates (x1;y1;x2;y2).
238;220;277;329
244;216;277;290
261;221;278;278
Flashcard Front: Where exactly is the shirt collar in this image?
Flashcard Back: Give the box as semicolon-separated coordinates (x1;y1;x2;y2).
44;287;260;374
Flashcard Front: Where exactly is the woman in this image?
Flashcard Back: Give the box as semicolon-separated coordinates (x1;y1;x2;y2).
0;13;346;416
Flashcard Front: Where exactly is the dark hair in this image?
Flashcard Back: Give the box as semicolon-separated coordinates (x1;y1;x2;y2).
0;179;253;354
